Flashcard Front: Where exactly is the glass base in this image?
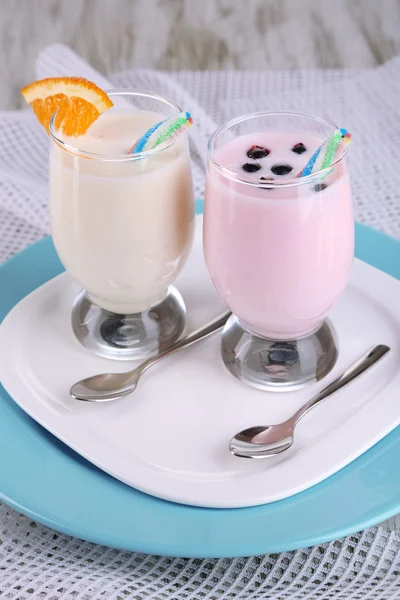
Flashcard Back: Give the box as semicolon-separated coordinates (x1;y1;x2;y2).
71;287;186;361
221;315;338;392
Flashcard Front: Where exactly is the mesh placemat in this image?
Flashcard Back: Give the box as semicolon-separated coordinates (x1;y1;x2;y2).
1;502;400;600
0;44;399;599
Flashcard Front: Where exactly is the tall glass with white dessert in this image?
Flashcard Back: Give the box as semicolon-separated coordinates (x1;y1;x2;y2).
49;90;194;360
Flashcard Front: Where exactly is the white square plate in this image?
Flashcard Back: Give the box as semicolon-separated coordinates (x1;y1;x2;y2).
0;217;399;508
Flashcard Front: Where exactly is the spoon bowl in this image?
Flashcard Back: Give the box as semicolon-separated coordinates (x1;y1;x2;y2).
230;425;294;458
71;374;140;402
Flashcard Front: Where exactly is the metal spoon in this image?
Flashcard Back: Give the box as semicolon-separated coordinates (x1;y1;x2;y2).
230;344;390;459
71;311;231;402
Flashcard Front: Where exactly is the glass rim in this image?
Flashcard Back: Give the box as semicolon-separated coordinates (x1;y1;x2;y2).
49;88;182;162
207;110;349;188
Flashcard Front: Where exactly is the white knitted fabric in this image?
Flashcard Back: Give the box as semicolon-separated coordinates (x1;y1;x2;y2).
0;44;400;599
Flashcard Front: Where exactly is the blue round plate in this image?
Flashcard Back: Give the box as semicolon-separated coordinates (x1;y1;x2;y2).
1;200;400;558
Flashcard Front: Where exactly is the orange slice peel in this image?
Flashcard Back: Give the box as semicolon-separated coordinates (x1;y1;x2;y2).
21;77;114;137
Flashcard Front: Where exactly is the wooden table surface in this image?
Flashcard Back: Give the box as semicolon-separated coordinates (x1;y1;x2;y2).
2;0;400;110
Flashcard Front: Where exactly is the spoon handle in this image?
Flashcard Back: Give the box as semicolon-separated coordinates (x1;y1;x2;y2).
290;344;390;426
138;311;231;375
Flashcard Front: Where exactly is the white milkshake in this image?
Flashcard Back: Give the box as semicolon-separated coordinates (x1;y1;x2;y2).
49;107;194;314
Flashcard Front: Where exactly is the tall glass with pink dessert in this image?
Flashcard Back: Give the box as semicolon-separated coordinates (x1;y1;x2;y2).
204;112;354;391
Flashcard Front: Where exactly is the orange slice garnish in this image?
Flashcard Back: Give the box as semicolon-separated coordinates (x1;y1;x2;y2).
21;77;114;136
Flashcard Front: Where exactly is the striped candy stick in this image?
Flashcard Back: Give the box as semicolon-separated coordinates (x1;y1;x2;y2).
299;128;351;177
131;112;193;154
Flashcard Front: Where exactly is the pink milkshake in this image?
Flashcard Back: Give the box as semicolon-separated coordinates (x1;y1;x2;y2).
204;112;354;390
